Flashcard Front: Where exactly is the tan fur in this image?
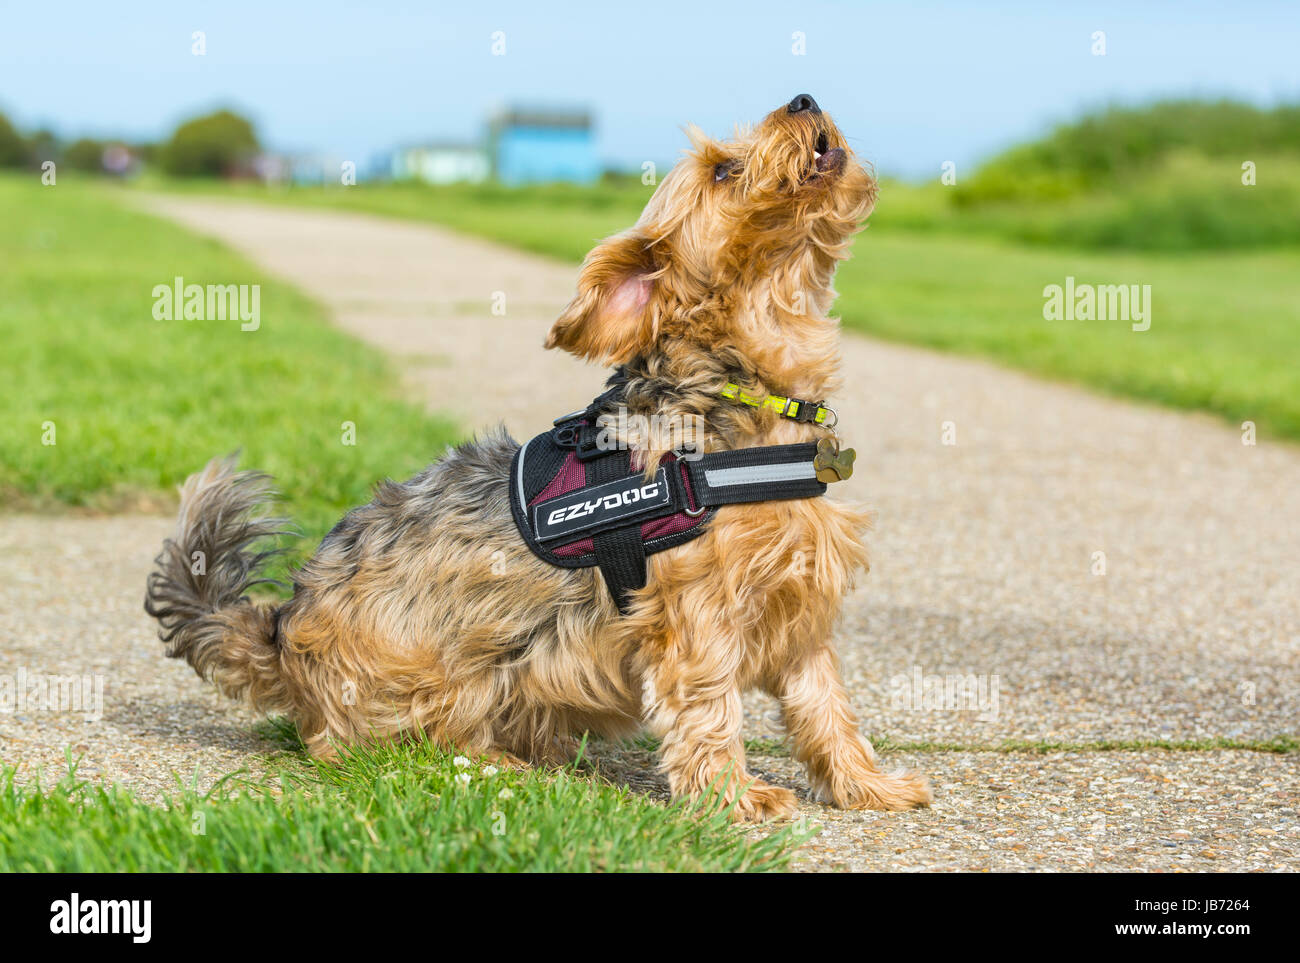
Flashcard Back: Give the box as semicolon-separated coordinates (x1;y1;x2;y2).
145;98;931;821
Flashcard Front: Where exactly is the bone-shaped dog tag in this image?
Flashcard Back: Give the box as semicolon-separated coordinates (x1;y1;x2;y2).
814;437;856;483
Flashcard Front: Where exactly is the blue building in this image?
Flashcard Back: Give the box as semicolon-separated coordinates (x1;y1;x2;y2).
489;107;599;185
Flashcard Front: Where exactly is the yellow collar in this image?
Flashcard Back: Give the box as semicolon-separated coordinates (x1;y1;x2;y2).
719;383;837;427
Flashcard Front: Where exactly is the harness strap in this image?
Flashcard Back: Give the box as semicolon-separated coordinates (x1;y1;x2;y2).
591;446;827;612
587;448;648;614
684;443;825;507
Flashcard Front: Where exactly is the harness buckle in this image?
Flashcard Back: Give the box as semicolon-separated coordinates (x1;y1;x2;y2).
573;424;608;461
673;456;708;516
552;423;580;448
790;398;822;423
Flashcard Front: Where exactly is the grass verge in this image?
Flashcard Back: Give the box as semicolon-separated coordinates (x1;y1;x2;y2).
0;734;802;872
0;174;460;565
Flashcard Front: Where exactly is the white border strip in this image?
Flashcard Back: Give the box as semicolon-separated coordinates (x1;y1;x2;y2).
516;437;530;508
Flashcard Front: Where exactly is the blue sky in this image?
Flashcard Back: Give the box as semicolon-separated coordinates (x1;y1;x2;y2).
1;1;1296;177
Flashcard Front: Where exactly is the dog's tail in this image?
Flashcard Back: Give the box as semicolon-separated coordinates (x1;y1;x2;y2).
144;453;295;714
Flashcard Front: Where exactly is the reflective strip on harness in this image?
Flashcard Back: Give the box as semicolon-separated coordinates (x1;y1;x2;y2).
703;460;817;488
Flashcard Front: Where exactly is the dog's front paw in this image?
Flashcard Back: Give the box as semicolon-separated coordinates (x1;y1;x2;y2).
729;781;798;822
824;768;933;811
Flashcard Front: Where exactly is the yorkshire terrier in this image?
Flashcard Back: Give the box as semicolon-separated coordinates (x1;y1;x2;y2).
145;95;932;821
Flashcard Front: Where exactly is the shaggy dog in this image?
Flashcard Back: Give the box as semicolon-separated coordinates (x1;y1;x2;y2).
145;95;932;821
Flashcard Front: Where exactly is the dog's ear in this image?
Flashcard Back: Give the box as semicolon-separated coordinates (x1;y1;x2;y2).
545;231;657;365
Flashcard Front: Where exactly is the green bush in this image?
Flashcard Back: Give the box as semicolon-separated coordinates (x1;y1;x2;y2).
949;151;1300;250
0;112;25;168
917;99;1300;249
62;137;105;172
160;108;259;177
24;128;58;166
130;140;158;165
955;99;1300;206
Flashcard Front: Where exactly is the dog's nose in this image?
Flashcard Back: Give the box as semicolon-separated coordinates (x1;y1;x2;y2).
787;94;820;115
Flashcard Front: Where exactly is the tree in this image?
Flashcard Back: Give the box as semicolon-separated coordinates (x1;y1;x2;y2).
0;112;25;168
25;128;59;165
160;109;260;177
64;138;105;171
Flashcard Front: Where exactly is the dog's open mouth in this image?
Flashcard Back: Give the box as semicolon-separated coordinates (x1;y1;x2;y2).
809;131;844;180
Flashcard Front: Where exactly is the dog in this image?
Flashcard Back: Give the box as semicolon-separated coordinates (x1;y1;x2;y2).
144;94;932;821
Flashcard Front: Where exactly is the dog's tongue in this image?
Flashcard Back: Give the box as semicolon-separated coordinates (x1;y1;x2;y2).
815;147;845;173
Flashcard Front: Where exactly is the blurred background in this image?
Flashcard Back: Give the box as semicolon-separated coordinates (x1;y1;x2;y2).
2;0;1298;533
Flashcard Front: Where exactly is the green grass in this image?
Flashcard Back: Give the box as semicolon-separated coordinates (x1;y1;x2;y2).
0;735;802;872
834;232;1300;439
145;175;1300;441
0;174;460;565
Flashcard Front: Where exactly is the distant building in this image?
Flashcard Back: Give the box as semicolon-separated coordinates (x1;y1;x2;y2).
291;152;349;185
250;152;348;185
390;143;490;184
375;106;599;186
489;107;598;185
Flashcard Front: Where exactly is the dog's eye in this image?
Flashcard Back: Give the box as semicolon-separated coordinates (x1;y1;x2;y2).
713;161;738;183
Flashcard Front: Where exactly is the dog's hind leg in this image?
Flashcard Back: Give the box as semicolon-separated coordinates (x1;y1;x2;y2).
775;644;932;811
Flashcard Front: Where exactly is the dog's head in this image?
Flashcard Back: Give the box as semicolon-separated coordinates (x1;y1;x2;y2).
546;94;875;375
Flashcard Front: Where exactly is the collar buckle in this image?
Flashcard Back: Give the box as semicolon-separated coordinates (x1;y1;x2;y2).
719;382;843;431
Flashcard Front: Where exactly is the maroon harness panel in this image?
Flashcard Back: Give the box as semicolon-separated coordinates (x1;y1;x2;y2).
525;451;709;559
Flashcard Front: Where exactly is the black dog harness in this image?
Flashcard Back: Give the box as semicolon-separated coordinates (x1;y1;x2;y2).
508;377;855;612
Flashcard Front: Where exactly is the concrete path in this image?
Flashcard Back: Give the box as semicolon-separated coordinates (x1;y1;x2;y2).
2;194;1295;870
